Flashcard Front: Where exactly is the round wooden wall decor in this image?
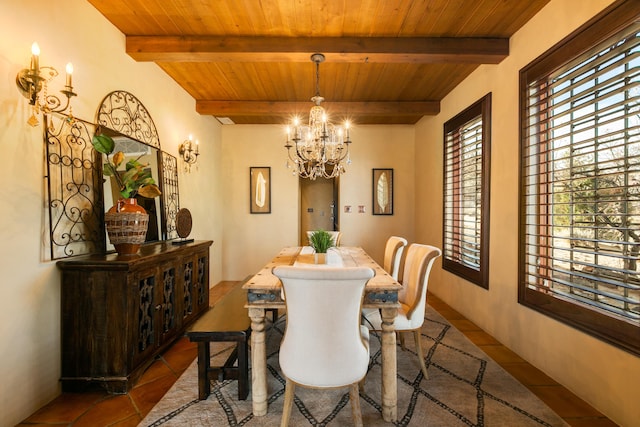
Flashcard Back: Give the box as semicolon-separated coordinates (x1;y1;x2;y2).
176;208;193;239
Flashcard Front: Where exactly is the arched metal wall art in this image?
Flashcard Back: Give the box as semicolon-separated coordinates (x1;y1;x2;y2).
96;90;160;149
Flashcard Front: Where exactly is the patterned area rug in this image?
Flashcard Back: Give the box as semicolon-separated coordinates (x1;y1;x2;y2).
141;305;568;426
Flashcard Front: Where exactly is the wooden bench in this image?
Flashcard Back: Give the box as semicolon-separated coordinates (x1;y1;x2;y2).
186;281;251;400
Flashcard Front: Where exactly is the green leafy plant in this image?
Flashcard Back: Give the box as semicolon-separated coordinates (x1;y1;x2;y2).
309;230;334;254
92;133;161;199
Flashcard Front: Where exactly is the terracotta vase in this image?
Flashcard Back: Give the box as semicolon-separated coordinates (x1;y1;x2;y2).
105;198;149;256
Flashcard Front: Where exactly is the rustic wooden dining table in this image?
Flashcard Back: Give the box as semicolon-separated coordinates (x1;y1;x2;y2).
243;246;402;422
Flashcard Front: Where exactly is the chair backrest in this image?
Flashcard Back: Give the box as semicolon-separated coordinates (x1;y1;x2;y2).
306;230;342;247
273;266;374;388
383;236;408;280
398;244;442;329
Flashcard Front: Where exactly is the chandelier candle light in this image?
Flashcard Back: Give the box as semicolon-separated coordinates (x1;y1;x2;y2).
15;42;77;126
285;53;352;180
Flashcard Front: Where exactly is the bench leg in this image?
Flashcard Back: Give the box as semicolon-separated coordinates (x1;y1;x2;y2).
197;342;211;400
266;308;278;323
237;334;249;400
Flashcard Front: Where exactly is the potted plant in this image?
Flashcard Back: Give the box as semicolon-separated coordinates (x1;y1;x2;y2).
309;230;334;264
92;133;162;255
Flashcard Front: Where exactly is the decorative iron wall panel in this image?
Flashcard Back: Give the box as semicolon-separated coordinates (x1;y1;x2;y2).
45;114;104;259
161;152;180;240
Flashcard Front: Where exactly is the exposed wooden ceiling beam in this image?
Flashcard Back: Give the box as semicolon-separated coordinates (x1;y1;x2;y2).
196;100;440;116
127;36;509;64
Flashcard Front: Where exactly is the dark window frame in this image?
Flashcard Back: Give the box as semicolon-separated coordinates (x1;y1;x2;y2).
443;94;492;288
519;0;640;356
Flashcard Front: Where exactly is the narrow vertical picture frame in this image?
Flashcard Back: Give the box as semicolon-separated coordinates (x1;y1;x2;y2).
250;167;271;214
372;168;393;215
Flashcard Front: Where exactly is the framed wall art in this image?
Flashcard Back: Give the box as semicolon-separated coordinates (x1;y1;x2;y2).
372;168;393;215
250;166;271;214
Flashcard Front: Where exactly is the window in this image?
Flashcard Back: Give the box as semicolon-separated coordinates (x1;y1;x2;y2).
443;94;491;288
520;0;640;356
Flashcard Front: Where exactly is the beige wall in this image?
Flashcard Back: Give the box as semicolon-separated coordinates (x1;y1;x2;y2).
415;0;639;426
0;1;222;424
2;0;637;425
221;125;416;280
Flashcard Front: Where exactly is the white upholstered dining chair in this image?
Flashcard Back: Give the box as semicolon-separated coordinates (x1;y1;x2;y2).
273;266;375;427
362;243;441;379
383;236;408;280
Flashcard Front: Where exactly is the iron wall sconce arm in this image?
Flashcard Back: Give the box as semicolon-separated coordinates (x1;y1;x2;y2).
178;135;200;172
16;42;76;126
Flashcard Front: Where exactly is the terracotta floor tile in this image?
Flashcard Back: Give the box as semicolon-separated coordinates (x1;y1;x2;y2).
426;294;445;305
448;318;481;332
161;345;197;374
529;385;604;418
129;373;179;417
500;362;558;386
135;358;174;387
72;394;138;427
563;417;619;427
462;329;501;346
430;306;465;321
22;391;107;423
478;344;527;364
165;335;197;353
111;413;144;427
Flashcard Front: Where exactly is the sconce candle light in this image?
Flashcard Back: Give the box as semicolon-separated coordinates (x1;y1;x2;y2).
16;42;77;126
178;134;200;172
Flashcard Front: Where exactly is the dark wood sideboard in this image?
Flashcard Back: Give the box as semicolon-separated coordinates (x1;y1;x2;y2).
57;240;213;393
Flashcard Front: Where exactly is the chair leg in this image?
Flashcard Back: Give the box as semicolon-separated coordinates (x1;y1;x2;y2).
398;331;406;350
349;382;363;427
281;379;295;427
413;330;429;379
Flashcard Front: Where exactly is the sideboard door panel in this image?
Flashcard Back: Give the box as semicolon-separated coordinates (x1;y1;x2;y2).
133;267;158;368
159;263;178;345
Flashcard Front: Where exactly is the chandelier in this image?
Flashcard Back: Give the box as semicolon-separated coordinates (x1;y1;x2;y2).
284;53;352;180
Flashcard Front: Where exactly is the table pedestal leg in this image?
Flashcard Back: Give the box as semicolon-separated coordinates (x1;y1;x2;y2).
380;306;398;422
249;307;267;416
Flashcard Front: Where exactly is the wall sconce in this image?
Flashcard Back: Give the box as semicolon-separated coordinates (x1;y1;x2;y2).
178;135;200;172
16;42;77;126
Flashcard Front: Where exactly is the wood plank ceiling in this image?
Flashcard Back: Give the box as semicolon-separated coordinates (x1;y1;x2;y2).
86;0;551;125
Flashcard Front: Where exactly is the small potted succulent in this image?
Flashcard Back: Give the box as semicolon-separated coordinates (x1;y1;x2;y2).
92;133;162;255
309;229;334;264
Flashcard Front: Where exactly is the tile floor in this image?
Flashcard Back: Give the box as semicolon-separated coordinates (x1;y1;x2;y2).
18;282;617;427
